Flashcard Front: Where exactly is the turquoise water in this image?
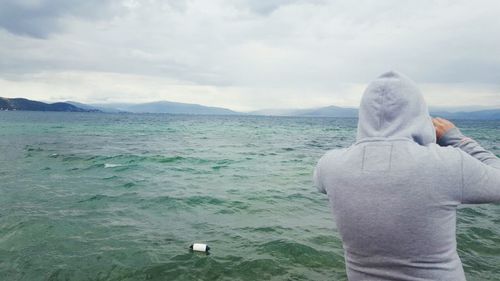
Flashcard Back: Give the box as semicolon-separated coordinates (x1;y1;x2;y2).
0;112;499;281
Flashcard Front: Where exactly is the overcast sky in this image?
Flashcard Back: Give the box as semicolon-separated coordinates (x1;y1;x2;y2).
1;0;499;111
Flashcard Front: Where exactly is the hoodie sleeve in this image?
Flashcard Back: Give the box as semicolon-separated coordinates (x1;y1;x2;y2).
438;128;500;203
438;127;500;169
460;151;500;203
313;149;347;194
313;155;327;194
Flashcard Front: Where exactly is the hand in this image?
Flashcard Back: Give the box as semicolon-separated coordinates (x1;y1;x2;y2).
432;117;456;141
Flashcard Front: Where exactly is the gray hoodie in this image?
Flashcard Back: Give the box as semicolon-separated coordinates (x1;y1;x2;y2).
314;71;500;281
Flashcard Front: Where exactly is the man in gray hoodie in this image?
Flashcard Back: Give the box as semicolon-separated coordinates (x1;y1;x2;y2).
313;71;500;280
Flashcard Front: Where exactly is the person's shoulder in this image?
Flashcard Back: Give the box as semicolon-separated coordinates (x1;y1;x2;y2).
426;142;461;154
323;147;349;159
425;142;463;165
317;147;350;166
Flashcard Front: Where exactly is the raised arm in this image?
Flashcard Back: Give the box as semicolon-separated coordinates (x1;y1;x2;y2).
433;117;500;203
433;117;500;168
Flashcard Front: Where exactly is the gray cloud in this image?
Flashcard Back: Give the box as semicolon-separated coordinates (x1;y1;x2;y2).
241;0;323;15
0;0;119;38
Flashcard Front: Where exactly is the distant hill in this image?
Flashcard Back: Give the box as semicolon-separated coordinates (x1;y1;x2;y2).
249;105;358;118
431;109;500;120
95;101;241;115
247;108;296;116
66;101;123;113
0;97;96;112
429;105;500;113
295;106;358;117
250;106;358;118
251;105;500;120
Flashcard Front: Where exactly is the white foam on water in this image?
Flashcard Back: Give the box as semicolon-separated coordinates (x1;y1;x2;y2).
104;163;123;168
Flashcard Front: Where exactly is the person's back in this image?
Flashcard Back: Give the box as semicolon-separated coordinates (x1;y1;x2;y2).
314;71;500;280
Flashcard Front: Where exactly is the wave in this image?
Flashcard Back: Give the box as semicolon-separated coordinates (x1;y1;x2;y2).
41;152;237;169
104;163;124;168
257;239;344;268
121;254;286;281
76;194;251;214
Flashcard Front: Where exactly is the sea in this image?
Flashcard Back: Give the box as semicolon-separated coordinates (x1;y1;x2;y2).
1;111;499;281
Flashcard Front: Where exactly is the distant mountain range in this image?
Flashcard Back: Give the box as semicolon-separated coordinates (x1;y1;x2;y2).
0;97;96;112
251;106;358;118
85;101;239;115
2;97;500;119
0;97;239;115
65;101;123;113
430;109;500;120
251;106;500;120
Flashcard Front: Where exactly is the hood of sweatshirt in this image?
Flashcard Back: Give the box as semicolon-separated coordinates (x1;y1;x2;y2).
356;71;436;145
